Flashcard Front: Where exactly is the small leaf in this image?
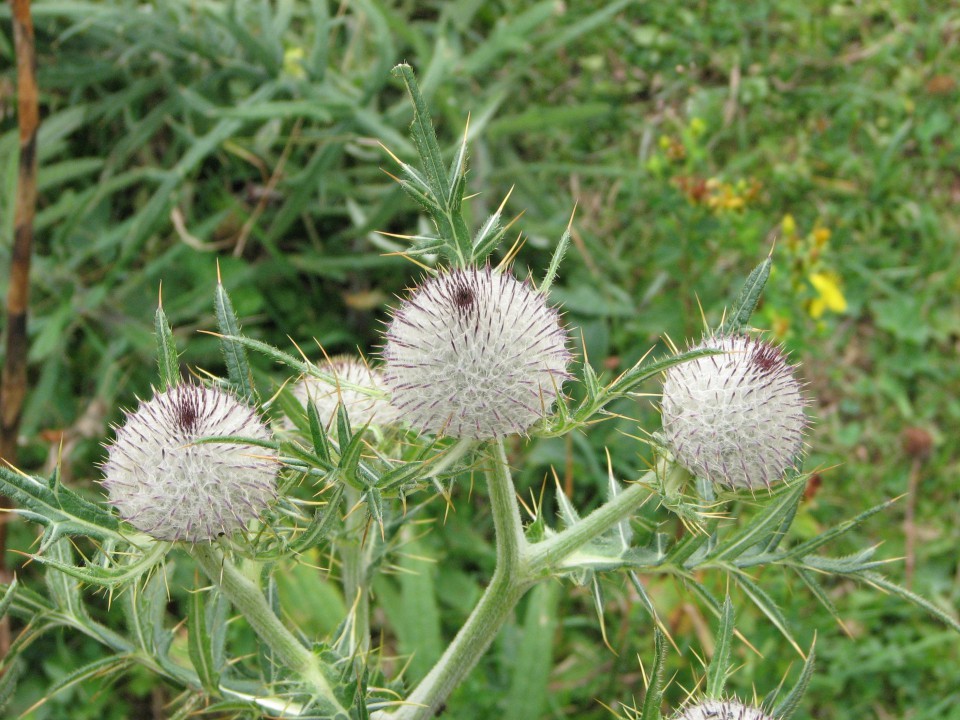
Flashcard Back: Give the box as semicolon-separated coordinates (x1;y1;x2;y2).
215;279;257;402
540;214;573;295
770;639;816;719
719;257;772;335
188;585;222;694
734;571;803;657
154;303;180;390
853;571;960;634
0;576;18;620
291;485;344;554
711;481;806;563
705;596;735;698
392;64;449;203
639;628;667;720
0;466;123;548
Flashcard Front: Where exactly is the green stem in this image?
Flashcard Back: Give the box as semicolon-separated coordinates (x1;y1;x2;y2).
525;465;661;576
191;544;347;716
383;440;529;720
341;485;371;654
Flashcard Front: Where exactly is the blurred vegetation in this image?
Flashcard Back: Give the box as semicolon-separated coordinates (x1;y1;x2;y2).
1;0;958;718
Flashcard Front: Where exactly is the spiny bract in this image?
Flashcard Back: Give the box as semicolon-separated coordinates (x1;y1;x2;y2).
673;699;775;720
382;266;570;440
291;356;393;430
102;384;277;542
661;334;806;490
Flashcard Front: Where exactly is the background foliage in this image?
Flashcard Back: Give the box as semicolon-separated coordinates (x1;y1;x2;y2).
1;1;958;718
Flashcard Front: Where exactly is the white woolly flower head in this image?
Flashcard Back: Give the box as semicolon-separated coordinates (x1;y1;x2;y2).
102;384;277;542
673;699;775;720
291;356;393;430
661;334;806;490
382;266;571;440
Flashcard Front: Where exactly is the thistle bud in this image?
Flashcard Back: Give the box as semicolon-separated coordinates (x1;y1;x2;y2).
383;266;570;440
102;384;277;542
673;699;774;720
291;356;393;430
661;334;806;490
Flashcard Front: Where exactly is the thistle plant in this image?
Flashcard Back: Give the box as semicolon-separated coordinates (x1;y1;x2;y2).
1;64;958;720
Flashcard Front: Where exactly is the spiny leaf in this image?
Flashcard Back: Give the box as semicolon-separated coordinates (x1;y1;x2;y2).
852;571;960;634
188;584;222;694
0;466;124;550
215;279;257;402
705;595;735;698
154;302;180;390
719;257;772;335
711;480;806;563
770;640;816;719
640;628;667;720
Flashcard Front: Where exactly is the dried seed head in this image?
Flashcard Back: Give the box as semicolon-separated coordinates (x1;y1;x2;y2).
383;266;571;440
661;334;806;490
291;356;393;429
673;699;775;720
102;384;277;542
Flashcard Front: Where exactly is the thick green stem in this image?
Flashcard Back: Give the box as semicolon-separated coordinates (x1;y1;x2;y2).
525;465;662;576
341;485;371;654
191;544;347;716
383;441;528;720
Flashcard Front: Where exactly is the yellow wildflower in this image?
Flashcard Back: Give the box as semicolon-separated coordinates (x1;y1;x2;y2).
781;214;796;237
808;272;847;318
283;46;306;79
812;226;831;247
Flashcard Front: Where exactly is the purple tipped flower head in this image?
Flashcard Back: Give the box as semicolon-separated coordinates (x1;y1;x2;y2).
661;334;806;490
673;699;775;720
383;266;571;440
102;384;277;542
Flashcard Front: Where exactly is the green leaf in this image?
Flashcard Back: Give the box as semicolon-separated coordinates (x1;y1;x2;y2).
392;64;450;209
711;481;806;563
770;640;816;720
782;497;897;561
607;347;722;399
734;571;803;656
504;582;560;720
307;397;333;466
639;628;667;720
44;538;85;618
0;656;24;713
0;466;123;549
215;279;257;402
539;216;573;295
33;539;168;589
154;302;180;390
719;257;772;335
28;655;135;715
0;576;17;620
291;485;344;554
188;585;222;694
705;596;734;699
852;571;960;634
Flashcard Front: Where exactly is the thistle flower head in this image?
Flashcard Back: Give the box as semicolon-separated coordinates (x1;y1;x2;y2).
661;334;806;490
383;266;570;440
673;699;775;720
102;384;277;542
291;356;393;430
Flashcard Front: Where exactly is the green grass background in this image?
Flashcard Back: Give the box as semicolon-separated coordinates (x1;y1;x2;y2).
1;1;958;718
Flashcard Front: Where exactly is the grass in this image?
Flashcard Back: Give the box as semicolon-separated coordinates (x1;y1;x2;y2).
1;1;958;718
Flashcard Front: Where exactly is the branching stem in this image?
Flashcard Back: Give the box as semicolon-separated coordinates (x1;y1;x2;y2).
191;543;347;716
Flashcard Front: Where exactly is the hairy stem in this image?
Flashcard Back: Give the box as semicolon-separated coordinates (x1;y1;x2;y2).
382;440;529;719
525;464;664;577
341;485;371;654
191;544;347;716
